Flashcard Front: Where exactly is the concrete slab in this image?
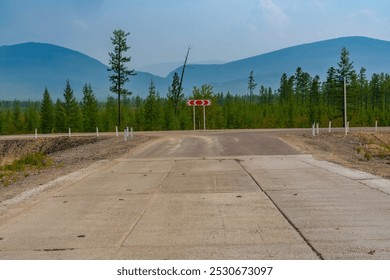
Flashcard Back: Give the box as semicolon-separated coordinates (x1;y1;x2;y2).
110;160;175;173
116;243;318;260
122;193;299;247
0;194;153;251
0;248;118;260
358;179;390;195
239;155;315;171
238;155;390;259
311;239;390;260
171;159;243;173
301;157;380;180
60;172;166;196
160;172;260;193
0;154;319;259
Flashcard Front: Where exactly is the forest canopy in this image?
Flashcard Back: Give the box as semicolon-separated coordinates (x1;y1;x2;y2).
0;48;389;134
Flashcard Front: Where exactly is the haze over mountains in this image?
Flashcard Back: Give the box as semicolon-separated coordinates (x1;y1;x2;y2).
1;36;390;101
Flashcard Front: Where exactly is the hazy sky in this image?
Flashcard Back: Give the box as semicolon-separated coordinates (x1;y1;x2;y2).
1;0;390;69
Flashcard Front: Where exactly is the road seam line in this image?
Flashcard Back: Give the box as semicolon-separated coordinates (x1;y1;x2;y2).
114;161;176;256
235;158;324;260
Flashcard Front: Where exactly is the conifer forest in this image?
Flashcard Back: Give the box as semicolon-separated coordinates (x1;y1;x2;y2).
0;48;389;135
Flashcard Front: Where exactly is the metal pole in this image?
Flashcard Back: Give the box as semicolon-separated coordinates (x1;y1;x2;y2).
344;76;347;135
203;105;206;130
193;105;196;130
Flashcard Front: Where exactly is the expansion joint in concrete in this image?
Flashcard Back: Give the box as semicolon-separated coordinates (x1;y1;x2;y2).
235;158;324;260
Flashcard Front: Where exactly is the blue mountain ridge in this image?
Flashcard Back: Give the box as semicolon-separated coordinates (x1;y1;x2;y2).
1;36;390;101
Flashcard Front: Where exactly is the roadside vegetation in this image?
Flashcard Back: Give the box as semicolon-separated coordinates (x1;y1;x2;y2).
0;152;52;186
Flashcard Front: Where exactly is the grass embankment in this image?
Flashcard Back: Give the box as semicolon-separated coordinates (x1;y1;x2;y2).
355;132;390;161
0;153;52;186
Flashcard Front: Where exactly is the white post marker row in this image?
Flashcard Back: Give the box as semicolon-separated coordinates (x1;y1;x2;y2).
312;122;320;137
124;127;134;142
32;127;133;141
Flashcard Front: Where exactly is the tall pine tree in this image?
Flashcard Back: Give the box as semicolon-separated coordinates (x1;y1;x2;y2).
62;80;80;131
81;83;98;132
247;70;257;104
144;80;162;131
40;87;54;133
167;72;183;115
108;29;135;128
336;47;355;125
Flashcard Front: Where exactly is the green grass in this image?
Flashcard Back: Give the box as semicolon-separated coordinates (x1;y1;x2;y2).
0;153;52;186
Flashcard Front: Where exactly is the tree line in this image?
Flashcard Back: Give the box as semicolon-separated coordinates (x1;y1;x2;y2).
0;46;389;135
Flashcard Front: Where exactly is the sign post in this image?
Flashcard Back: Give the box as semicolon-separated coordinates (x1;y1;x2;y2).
186;99;212;130
203;105;206;130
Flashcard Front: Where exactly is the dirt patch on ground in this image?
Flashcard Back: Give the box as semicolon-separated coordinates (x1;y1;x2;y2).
282;131;390;179
0;135;153;202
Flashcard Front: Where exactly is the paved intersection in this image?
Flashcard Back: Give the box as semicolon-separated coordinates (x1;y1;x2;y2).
0;131;389;259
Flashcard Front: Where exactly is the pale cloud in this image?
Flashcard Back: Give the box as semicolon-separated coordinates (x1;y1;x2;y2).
73;19;89;31
311;0;325;10
259;0;290;28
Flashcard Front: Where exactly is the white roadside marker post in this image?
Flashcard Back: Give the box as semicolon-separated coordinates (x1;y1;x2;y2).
312;123;316;137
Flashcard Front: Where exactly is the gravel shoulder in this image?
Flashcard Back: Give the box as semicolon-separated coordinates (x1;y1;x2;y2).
0;135;154;203
281;131;390;179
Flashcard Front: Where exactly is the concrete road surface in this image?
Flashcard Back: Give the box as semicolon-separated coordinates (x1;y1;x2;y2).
0;130;389;259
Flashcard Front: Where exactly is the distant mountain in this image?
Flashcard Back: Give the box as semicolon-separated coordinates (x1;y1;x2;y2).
0;42;162;100
172;36;390;94
138;60;226;77
1;37;390;101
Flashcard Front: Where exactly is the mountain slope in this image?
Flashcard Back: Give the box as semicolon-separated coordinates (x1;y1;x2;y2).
1;36;390;101
0;42;161;100
172;36;390;94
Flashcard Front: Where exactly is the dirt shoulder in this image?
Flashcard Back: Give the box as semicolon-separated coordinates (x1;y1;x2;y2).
281;131;390;179
0;135;154;203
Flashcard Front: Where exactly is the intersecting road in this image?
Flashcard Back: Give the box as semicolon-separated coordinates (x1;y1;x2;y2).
0;130;389;259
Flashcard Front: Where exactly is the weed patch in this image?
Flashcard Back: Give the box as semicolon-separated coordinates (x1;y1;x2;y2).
0;153;52;186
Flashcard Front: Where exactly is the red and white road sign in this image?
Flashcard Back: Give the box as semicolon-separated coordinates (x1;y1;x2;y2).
186;99;212;106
